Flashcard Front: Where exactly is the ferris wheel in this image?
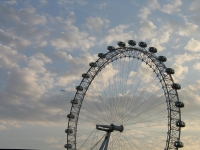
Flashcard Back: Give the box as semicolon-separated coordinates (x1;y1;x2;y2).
65;40;185;150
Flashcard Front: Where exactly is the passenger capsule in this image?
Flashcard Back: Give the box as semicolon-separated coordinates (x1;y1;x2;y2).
176;120;186;127
158;56;167;62
89;62;97;67
76;86;83;91
64;144;72;149
138;41;147;48
117;41;126;48
171;83;181;90
166;68;175;74
174;141;184;148
148;47;157;53
175;101;184;108
107;46;115;51
67;113;75;119
65;129;73;134
98;53;106;58
128;40;136;46
71;99;78;104
82;73;90;78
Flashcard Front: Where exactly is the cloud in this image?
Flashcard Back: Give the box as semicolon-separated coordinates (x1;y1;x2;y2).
18;7;47;25
55;52;96;86
0;44;55;103
39;41;47;47
40;0;48;6
0;44;27;69
57;0;87;5
85;17;110;32
173;53;200;65
191;14;200;25
43;136;65;150
0;48;54;100
193;62;200;70
172;44;181;49
87;64;119;95
161;0;182;14
181;136;200;150
179;82;200;114
0;29;31;49
8;23;52;43
138;7;151;20
50;12;96;51
0;91;68;124
190;0;200;11
51;32;95;50
28;53;52;74
149;28;172;51
44;137;60;144
139;21;157;40
5;67;46;100
138;21;175;51
101;24;135;44
185;38;200;52
96;2;108;9
3;53;54;101
5;0;17;5
178;22;198;36
0;125;7;131
0;46;62;125
0;4;50;48
0;5;46;27
147;0;160;9
138;0;160;20
171;63;188;81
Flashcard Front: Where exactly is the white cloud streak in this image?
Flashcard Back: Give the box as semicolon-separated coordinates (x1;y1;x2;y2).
190;0;200;11
85;17;110;32
161;0;182;14
185;38;200;52
178;22;198;36
101;24;135;44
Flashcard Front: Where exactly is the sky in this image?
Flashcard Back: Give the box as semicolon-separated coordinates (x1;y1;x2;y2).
0;0;200;149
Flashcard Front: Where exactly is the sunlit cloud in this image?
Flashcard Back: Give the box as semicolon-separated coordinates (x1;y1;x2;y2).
185;38;200;52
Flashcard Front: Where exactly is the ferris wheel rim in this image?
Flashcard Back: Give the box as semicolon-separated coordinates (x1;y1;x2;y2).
66;43;183;150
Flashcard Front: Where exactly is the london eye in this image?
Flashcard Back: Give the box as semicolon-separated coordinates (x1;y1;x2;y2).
65;40;185;150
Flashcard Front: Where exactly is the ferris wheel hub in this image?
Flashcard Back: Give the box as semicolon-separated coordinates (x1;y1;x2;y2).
96;124;124;132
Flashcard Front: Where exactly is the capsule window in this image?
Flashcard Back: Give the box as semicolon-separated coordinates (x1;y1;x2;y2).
175;101;184;108
65;129;73;134
107;46;115;51
71;99;78;104
67;113;75;119
166;68;175;74
82;73;90;78
158;56;167;62
89;62;97;67
76;86;83;91
174;141;184;148
64;144;72;149
117;41;126;47
148;47;157;53
138;42;147;48
172;83;181;90
128;40;136;46
176;120;186;127
98;53;106;58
